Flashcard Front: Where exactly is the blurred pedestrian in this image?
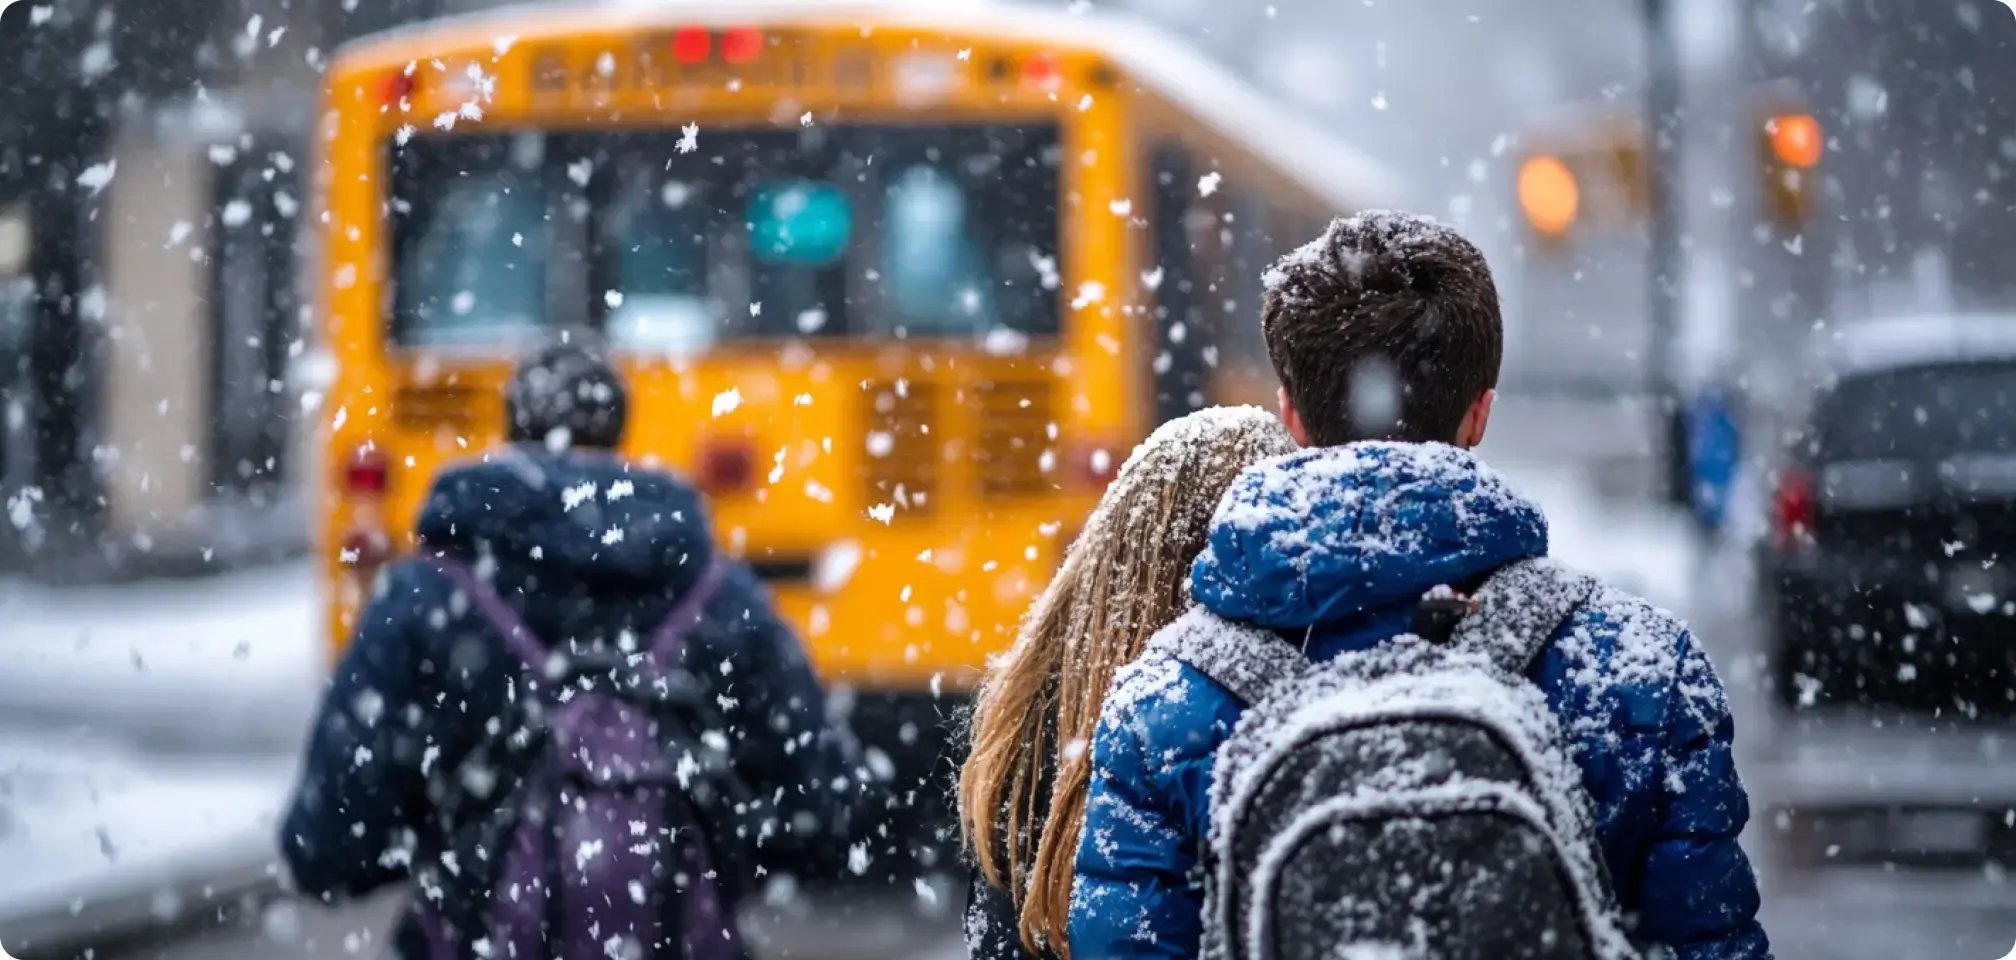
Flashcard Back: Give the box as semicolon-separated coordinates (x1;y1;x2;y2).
279;333;873;960
958;407;1296;960
1069;212;1771;960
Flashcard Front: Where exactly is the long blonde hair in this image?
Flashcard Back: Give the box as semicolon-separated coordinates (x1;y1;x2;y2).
959;406;1296;956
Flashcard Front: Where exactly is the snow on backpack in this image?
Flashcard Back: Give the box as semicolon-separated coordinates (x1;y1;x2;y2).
414;555;752;960
1160;558;1639;960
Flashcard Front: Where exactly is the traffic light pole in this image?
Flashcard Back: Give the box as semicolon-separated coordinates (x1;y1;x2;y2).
1643;0;1688;504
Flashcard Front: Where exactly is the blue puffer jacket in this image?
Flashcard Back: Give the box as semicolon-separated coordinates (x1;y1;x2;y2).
280;446;871;958
1069;442;1770;960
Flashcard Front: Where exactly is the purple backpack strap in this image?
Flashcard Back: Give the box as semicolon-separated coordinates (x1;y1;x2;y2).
642;556;728;673
424;556;550;673
426;553;727;675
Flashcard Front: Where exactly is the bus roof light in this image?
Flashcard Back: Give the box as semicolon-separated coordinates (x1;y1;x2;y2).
378;70;416;108
1022;52;1063;90
720;27;763;65
671;27;712;65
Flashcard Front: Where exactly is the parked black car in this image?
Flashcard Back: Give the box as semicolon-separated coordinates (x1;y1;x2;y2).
1762;316;2016;710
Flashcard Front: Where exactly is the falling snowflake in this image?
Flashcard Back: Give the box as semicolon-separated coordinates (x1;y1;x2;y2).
1198;171;1222;196
712;388;742;417
677;122;700;154
75;160;117;194
868;503;896;524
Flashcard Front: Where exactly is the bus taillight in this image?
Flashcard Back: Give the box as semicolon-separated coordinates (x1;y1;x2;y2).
344;446;391;497
696;441;756;495
1069;441;1119;490
340;529;392;570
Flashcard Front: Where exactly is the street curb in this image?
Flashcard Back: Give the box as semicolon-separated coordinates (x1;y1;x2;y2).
1;831;279;955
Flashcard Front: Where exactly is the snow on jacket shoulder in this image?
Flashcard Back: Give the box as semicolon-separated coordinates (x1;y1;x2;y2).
1068;442;1770;960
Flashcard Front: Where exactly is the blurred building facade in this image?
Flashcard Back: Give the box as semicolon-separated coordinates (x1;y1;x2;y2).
0;0;472;578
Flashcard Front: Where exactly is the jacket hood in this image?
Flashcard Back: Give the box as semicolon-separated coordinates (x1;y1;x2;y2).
1190;442;1547;629
415;445;714;588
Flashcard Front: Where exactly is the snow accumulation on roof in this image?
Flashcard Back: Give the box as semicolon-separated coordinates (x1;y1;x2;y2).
337;0;1406;213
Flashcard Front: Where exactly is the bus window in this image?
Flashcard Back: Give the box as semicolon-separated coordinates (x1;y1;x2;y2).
389;125;1058;352
586;125;1059;346
391;134;552;349
599;164;719;356
879;165;987;334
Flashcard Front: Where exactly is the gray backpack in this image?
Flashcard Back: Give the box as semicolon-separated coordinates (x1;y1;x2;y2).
1159;558;1639;960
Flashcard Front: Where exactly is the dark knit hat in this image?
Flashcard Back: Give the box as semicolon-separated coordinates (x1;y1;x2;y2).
504;331;627;450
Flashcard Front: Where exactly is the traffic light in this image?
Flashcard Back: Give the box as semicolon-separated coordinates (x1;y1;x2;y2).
1760;110;1823;228
1517;153;1581;239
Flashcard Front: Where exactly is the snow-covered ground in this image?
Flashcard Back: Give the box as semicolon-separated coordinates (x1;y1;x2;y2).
0;562;321;951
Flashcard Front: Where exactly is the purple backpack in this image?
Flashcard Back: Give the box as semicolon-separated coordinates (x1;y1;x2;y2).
415;555;746;960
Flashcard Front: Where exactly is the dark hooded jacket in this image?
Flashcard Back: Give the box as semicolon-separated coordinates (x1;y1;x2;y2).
279;447;870;957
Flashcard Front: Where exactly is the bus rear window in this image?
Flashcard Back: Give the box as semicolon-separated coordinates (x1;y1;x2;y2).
388;125;1061;352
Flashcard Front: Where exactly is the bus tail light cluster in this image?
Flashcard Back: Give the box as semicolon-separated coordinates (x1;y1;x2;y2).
340;445;394;573
343;446;391;496
696;440;756;496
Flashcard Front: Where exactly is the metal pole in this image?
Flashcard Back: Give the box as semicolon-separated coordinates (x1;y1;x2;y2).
1644;0;1688;504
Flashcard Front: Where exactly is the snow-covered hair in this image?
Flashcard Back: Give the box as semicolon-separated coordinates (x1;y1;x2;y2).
960;406;1296;957
1262;211;1502;447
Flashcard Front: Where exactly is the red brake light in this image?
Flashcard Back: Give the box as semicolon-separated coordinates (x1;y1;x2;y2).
696;441;755;495
344;447;391;496
1773;467;1817;550
720;27;763;64
671;27;712;64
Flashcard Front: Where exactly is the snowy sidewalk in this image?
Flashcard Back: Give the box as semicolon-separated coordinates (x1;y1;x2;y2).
0;562;323;951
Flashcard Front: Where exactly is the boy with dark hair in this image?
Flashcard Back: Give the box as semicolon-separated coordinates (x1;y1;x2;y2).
1070;212;1770;960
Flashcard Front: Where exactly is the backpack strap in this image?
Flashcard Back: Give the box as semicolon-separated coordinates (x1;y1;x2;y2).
1156;605;1308;708
1449;557;1601;675
426;555;549;673
640;556;728;673
424;553;728;677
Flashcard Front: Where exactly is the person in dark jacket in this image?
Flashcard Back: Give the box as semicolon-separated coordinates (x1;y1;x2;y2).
280;336;872;958
1069;212;1771;960
959;408;1295;960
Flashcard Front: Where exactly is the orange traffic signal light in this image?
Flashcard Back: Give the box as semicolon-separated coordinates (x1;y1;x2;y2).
1765;113;1824;169
1759;109;1822;228
1518;154;1581;238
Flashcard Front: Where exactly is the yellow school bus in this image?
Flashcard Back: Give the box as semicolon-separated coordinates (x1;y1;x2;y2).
315;0;1395;863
